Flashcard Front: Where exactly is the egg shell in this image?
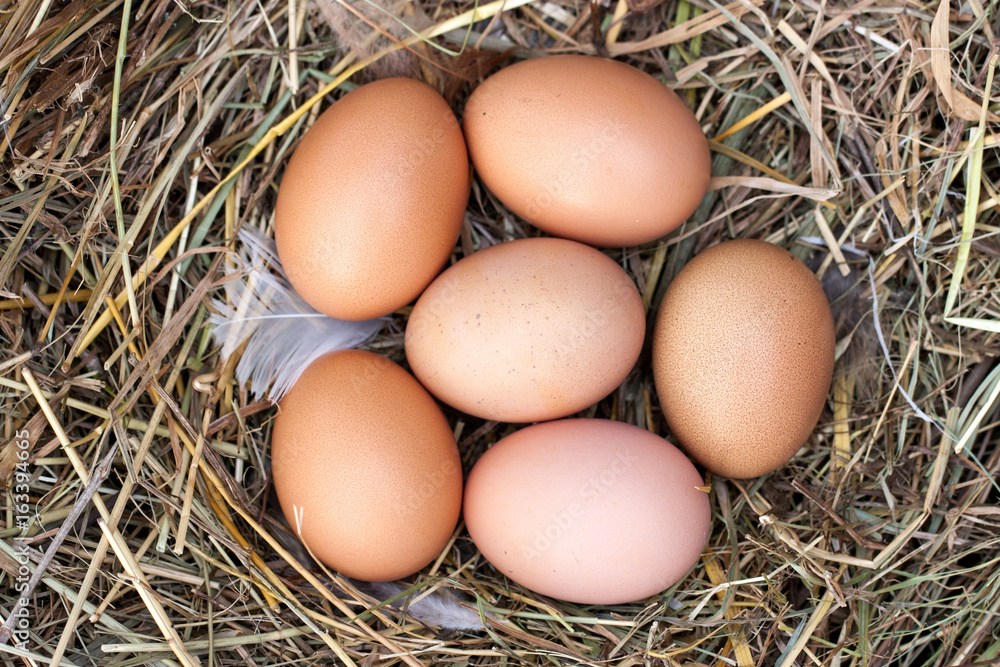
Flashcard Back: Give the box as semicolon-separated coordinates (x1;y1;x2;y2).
652;239;835;478
271;349;462;581
463;419;711;605
275;78;469;321
462;55;710;248
405;237;645;422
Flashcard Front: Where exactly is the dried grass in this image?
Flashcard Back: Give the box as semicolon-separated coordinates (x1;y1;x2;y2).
1;0;999;665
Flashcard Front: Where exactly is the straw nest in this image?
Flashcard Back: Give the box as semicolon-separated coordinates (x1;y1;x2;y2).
1;0;998;665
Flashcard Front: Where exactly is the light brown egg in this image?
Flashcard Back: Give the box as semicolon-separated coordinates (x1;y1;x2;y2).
464;419;711;605
275;78;468;321
271;350;462;581
652;240;835;478
404;237;645;422
462;55;710;248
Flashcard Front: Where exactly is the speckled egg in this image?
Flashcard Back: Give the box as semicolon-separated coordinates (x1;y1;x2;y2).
463;55;710;247
404;237;645;422
271;350;462;581
275;78;469;321
652;239;835;478
463;419;711;604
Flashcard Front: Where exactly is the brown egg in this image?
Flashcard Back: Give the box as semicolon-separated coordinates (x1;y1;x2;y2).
464;419;711;604
275;78;468;321
271;350;462;581
652;240;835;478
463;55;710;248
405;237;645;422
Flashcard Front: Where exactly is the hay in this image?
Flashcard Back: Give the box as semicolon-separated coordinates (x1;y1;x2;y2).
1;0;998;665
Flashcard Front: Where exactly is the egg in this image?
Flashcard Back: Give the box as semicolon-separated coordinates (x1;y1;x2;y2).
464;419;711;604
462;55;710;247
405;237;645;422
275;78;469;321
271;349;462;581
652;240;835;478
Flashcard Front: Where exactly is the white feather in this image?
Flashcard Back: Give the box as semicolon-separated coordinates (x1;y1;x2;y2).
363;581;489;631
209;228;384;401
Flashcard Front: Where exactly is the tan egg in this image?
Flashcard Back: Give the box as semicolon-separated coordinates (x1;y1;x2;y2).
271;350;462;581
404;237;645;422
464;419;711;604
652;240;835;478
275;78;469;321
463;55;710;248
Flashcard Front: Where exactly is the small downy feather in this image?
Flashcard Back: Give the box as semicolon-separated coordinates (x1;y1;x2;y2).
267;512;488;631
362;581;488;631
208;228;384;401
